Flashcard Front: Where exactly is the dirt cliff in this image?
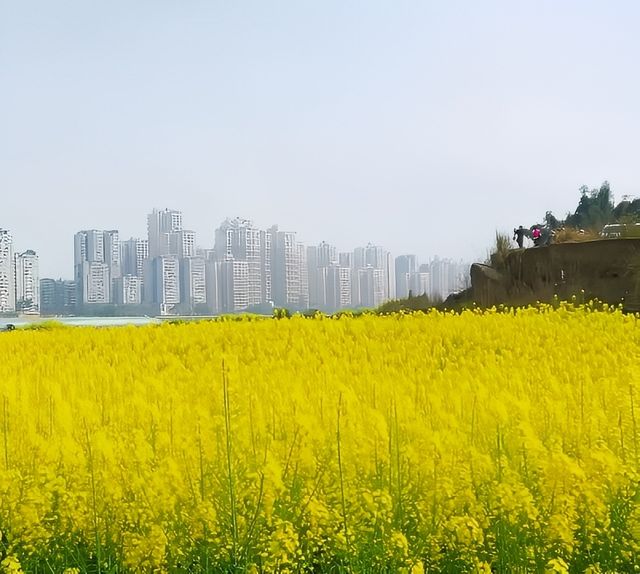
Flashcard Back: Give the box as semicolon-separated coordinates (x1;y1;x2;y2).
470;239;640;310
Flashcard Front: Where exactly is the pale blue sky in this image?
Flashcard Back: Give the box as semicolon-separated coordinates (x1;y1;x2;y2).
2;1;640;277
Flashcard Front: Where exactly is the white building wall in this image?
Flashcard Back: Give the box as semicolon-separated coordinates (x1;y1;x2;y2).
104;230;120;280
136;239;149;277
14;250;39;313
82;261;110;304
169;230;196;258
181;257;206;307
158;256;180;312
74;229;119;305
147;208;183;259
219;258;249;312
214;219;262;306
0;230;14;313
121;238;148;278
384;251;395;301
86;230;105;263
260;229;272;304
409;272;430;296
271;228;301;308
114;275;142;305
298;243;309;309
338;266;352;308
205;258;221;314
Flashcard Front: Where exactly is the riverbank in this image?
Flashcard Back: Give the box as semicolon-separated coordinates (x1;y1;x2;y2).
0;315;188;328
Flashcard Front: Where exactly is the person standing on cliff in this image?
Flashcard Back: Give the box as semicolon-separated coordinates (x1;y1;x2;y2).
513;226;526;248
531;226;542;246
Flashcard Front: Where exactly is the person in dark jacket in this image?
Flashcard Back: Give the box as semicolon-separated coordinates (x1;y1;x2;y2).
513;226;526;248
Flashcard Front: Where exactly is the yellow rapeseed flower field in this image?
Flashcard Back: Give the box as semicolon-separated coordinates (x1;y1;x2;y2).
0;304;639;572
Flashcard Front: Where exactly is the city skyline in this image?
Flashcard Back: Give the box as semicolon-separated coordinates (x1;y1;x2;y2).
7;211;476;280
0;208;470;315
1;208;471;281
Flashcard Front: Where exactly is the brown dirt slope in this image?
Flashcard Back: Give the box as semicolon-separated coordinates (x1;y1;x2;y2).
470;238;640;310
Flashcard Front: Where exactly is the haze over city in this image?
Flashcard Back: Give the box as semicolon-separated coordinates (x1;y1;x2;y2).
3;1;640;278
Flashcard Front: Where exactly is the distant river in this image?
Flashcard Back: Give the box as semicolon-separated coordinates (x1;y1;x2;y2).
0;316;164;328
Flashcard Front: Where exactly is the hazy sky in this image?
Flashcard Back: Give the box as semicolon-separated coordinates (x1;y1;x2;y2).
2;1;640;277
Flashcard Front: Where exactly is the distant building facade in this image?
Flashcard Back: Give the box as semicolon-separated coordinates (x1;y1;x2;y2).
14;250;39;313
144;255;180;315
113;275;143;305
214;218;262;307
395;254;418;299
74;229;120;306
121;238;148;279
180;256;206;309
0;229;14;313
40;279;76;315
271;227;302;308
147;208;183;259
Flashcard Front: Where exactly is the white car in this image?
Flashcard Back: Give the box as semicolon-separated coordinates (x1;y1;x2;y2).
601;223;640;238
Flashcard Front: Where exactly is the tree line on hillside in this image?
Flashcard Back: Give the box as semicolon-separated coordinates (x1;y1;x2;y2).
543;181;640;232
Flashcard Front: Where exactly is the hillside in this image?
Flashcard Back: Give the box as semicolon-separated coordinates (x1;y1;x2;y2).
470;238;640;310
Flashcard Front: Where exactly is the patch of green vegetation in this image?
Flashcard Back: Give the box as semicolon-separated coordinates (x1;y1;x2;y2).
20;321;69;331
377;292;440;314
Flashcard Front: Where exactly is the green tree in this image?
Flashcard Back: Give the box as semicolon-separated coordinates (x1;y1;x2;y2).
565;181;614;231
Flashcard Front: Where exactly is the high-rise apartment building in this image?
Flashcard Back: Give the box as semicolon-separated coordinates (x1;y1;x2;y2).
74;230;118;306
353;246;366;271
40;279;76;315
180;256;206;308
147;208;183;259
318;265;352;310
338;252;352;268
0;230;14;313
307;241;341;311
84;230;104;263
310;265;329;309
307;245;322;308
385;252;396;301
146;209;198;313
169;230;196;258
104;230;121;281
270;227;302;308
417;259;469;300
316;241;336;267
351;244;393;306
121;238;148;278
409;271;430;296
143;255;180;315
357;266;385;308
260;229;272;304
324;266;340;310
14;250;39;313
337;266;352;308
364;244;395;301
39;279;57;314
81;262;110;304
298;243;309;309
204;257;221;314
214;219;262;307
395;255;418;299
64;280;77;311
113;275;142;305
219;258;249;312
